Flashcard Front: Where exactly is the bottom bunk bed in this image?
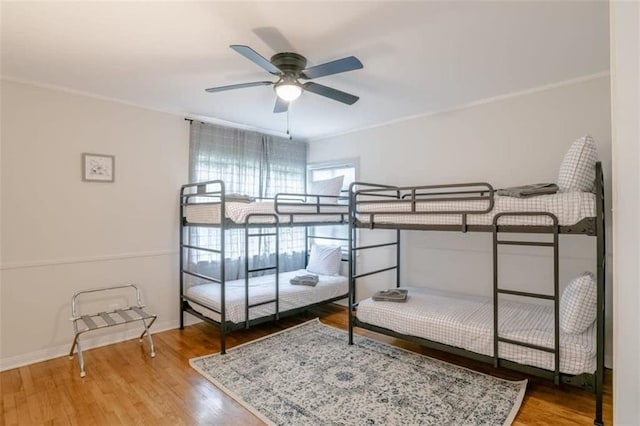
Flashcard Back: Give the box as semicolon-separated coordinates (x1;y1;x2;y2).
355;286;596;378
181;241;349;353
184;269;348;325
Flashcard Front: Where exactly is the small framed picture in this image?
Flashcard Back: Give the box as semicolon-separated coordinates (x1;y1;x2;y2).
82;153;115;182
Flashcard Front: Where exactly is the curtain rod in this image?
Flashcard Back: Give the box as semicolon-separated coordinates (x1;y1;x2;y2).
184;117;301;141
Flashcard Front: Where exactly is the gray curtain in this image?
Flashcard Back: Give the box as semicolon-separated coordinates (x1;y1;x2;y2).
188;122;308;281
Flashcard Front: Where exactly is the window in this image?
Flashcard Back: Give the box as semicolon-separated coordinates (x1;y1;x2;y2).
188;122;308;279
307;159;358;251
307;160;357;200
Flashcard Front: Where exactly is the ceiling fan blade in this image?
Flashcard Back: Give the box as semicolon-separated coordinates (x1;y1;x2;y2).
303;82;359;105
205;81;273;93
230;45;281;75
273;97;289;114
301;56;363;79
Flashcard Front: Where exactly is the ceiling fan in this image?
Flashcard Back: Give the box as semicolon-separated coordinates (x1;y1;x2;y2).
205;45;364;113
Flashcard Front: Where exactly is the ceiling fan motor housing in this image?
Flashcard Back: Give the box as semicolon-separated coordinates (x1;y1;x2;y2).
270;52;307;75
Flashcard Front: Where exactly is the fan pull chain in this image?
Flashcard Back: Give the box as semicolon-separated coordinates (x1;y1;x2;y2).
287;106;292;140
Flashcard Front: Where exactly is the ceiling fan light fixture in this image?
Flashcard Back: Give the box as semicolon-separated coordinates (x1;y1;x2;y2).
275;78;302;101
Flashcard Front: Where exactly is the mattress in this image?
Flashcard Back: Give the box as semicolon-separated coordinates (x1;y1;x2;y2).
356;192;595;227
185;269;348;323
185;201;348;225
356;287;596;375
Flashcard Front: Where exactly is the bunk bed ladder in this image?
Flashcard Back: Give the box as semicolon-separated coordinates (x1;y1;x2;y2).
244;214;280;330
493;212;561;385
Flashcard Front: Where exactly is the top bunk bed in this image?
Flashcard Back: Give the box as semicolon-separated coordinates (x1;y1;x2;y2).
180;178;349;228
350;137;603;236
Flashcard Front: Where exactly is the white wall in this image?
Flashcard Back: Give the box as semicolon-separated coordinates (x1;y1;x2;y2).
0;80;189;370
309;75;613;365
610;1;640;424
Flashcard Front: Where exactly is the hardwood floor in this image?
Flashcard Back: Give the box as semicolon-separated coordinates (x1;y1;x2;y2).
1;304;612;425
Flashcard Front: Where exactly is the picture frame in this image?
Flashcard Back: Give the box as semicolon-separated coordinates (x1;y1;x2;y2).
82;153;115;182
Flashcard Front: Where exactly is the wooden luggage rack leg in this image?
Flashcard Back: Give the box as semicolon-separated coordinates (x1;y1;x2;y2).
68;284;157;378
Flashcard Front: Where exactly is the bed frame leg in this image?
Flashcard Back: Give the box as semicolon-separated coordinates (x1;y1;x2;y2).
348;307;354;345
220;324;226;355
179;305;184;330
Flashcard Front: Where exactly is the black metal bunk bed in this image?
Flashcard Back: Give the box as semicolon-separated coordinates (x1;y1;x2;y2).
347;162;606;426
179;180;350;354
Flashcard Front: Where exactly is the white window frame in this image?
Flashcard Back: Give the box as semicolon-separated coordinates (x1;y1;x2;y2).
307;158;359;194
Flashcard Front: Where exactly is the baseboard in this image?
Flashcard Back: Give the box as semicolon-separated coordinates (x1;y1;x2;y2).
0;316;201;372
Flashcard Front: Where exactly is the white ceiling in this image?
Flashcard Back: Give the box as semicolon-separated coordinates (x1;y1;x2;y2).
1;1;609;140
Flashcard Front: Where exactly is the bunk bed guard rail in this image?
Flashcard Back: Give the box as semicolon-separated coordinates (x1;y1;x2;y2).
349;182;495;232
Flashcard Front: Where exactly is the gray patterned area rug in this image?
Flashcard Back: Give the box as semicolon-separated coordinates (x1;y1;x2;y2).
190;319;526;426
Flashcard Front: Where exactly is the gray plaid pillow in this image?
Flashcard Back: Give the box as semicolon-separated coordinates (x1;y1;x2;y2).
560;272;597;334
557;135;598;192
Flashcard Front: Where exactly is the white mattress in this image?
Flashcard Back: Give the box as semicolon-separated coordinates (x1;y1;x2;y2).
185;201;348;225
356;287;596;375
185;269;348;324
356;192;595;227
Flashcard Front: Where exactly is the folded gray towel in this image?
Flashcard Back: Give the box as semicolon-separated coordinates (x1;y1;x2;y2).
290;274;319;286
497;183;559;198
372;289;408;302
225;193;256;203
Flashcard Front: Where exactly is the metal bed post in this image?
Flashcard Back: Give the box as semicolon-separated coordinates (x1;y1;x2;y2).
594;161;605;426
352;222;358;306
492;223;499;369
348;182;356;345
220;182;226;355
179;188;185;330
395;188;401;288
275;219;280;321
553;223;560;386
396;230;401;288
244;220;250;330
304;226;309;262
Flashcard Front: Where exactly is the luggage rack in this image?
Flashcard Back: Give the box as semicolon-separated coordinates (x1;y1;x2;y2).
69;284;157;377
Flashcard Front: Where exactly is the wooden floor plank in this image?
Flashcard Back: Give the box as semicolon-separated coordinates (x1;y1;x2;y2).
1;395;18;426
14;394;33;426
1;305;612;425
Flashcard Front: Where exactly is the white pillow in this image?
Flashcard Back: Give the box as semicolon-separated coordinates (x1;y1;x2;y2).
560;272;597;334
309;175;344;204
557;135;598;192
306;244;342;276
